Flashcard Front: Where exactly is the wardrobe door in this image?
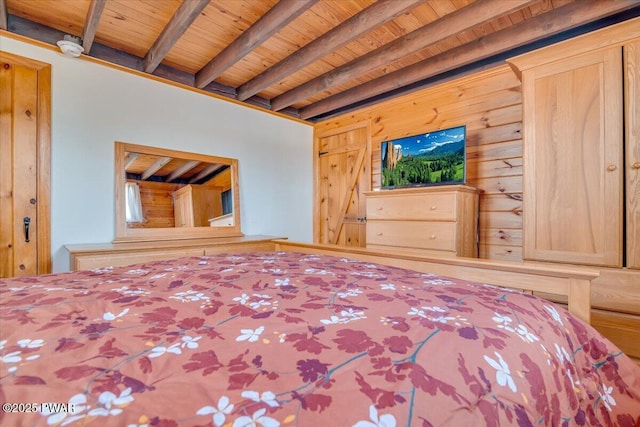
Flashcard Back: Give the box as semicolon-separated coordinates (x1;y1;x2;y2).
522;46;623;267
626;41;640;269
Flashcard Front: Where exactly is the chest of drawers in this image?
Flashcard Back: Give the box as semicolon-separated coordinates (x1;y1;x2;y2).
365;185;479;257
65;235;281;271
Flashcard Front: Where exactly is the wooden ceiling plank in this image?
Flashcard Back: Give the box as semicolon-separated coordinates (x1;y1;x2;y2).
189;163;224;183
141;157;173;181
144;0;211;74
270;0;537;111
236;0;424;102
195;0;320;89
167;160;202;182
82;0;107;54
299;0;640;120
0;0;7;31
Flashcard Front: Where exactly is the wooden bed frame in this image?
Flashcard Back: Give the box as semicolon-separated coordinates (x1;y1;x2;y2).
273;240;599;324
65;236;599;324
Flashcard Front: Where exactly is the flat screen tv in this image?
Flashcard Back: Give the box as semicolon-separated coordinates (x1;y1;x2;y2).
381;125;466;189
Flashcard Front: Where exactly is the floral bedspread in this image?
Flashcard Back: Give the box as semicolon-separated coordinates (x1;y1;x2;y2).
1;252;639;426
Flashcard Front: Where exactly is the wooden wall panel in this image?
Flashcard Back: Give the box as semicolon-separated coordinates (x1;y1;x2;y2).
127;180;181;229
592;310;640;359
467;140;522;162
479;228;523;246
315;65;524;262
479;244;523;261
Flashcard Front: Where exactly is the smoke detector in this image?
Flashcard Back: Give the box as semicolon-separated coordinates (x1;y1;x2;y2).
56;35;84;58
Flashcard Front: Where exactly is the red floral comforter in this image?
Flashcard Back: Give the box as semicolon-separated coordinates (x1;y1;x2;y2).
1;252;639;426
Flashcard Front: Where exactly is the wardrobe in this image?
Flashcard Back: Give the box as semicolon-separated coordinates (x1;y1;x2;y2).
508;20;639;358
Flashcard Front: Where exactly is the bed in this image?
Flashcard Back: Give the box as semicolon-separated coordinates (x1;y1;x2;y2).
1;244;639;426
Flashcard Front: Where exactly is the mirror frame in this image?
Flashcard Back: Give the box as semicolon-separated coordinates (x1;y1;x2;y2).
114;141;242;242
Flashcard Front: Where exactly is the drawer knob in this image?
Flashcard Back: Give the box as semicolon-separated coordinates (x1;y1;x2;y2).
430;206;437;210
633;162;640;170
430;234;437;239
377;232;383;236
376;207;383;211
607;164;617;172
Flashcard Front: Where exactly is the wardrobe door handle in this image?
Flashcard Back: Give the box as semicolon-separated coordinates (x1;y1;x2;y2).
23;217;31;243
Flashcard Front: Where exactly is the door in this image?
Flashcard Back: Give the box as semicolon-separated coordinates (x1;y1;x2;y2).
521;46;623;267
0;52;51;277
173;189;189;228
625;40;640;269
316;125;369;246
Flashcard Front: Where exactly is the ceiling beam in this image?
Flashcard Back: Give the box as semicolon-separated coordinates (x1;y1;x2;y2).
270;0;536;112
143;0;210;74
236;0;424;102
141;157;173;181
124;152;140;170
299;0;640;120
166;160;201;182
195;0;319;89
189;163;224;183
0;0;7;31
82;0;106;54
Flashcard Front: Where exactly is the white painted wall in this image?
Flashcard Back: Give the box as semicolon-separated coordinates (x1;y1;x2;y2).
1;36;314;272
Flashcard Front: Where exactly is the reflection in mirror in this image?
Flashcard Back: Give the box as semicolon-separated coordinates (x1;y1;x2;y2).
114;142;242;242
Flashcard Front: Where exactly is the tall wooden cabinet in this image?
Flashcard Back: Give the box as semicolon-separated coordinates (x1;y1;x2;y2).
508;23;640;360
509;31;639;270
173;184;222;227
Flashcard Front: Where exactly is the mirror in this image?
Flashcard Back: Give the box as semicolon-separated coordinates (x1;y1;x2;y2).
114;142;242;242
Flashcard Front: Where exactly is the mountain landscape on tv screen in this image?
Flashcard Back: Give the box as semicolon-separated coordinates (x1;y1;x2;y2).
422;139;464;157
382;128;465;188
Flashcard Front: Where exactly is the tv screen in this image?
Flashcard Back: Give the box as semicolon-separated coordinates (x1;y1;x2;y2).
381;125;466;189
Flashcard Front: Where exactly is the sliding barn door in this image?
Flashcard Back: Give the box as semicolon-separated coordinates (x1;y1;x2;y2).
316;126;369;246
0;52;51;277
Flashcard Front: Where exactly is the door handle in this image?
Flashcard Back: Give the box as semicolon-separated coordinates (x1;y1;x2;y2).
23;217;31;242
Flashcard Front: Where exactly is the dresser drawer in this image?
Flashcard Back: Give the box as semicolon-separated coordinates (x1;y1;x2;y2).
366;244;455;257
366;221;456;251
366;193;456;220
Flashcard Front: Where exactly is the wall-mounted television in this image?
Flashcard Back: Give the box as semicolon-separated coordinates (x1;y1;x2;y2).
381;125;466;189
